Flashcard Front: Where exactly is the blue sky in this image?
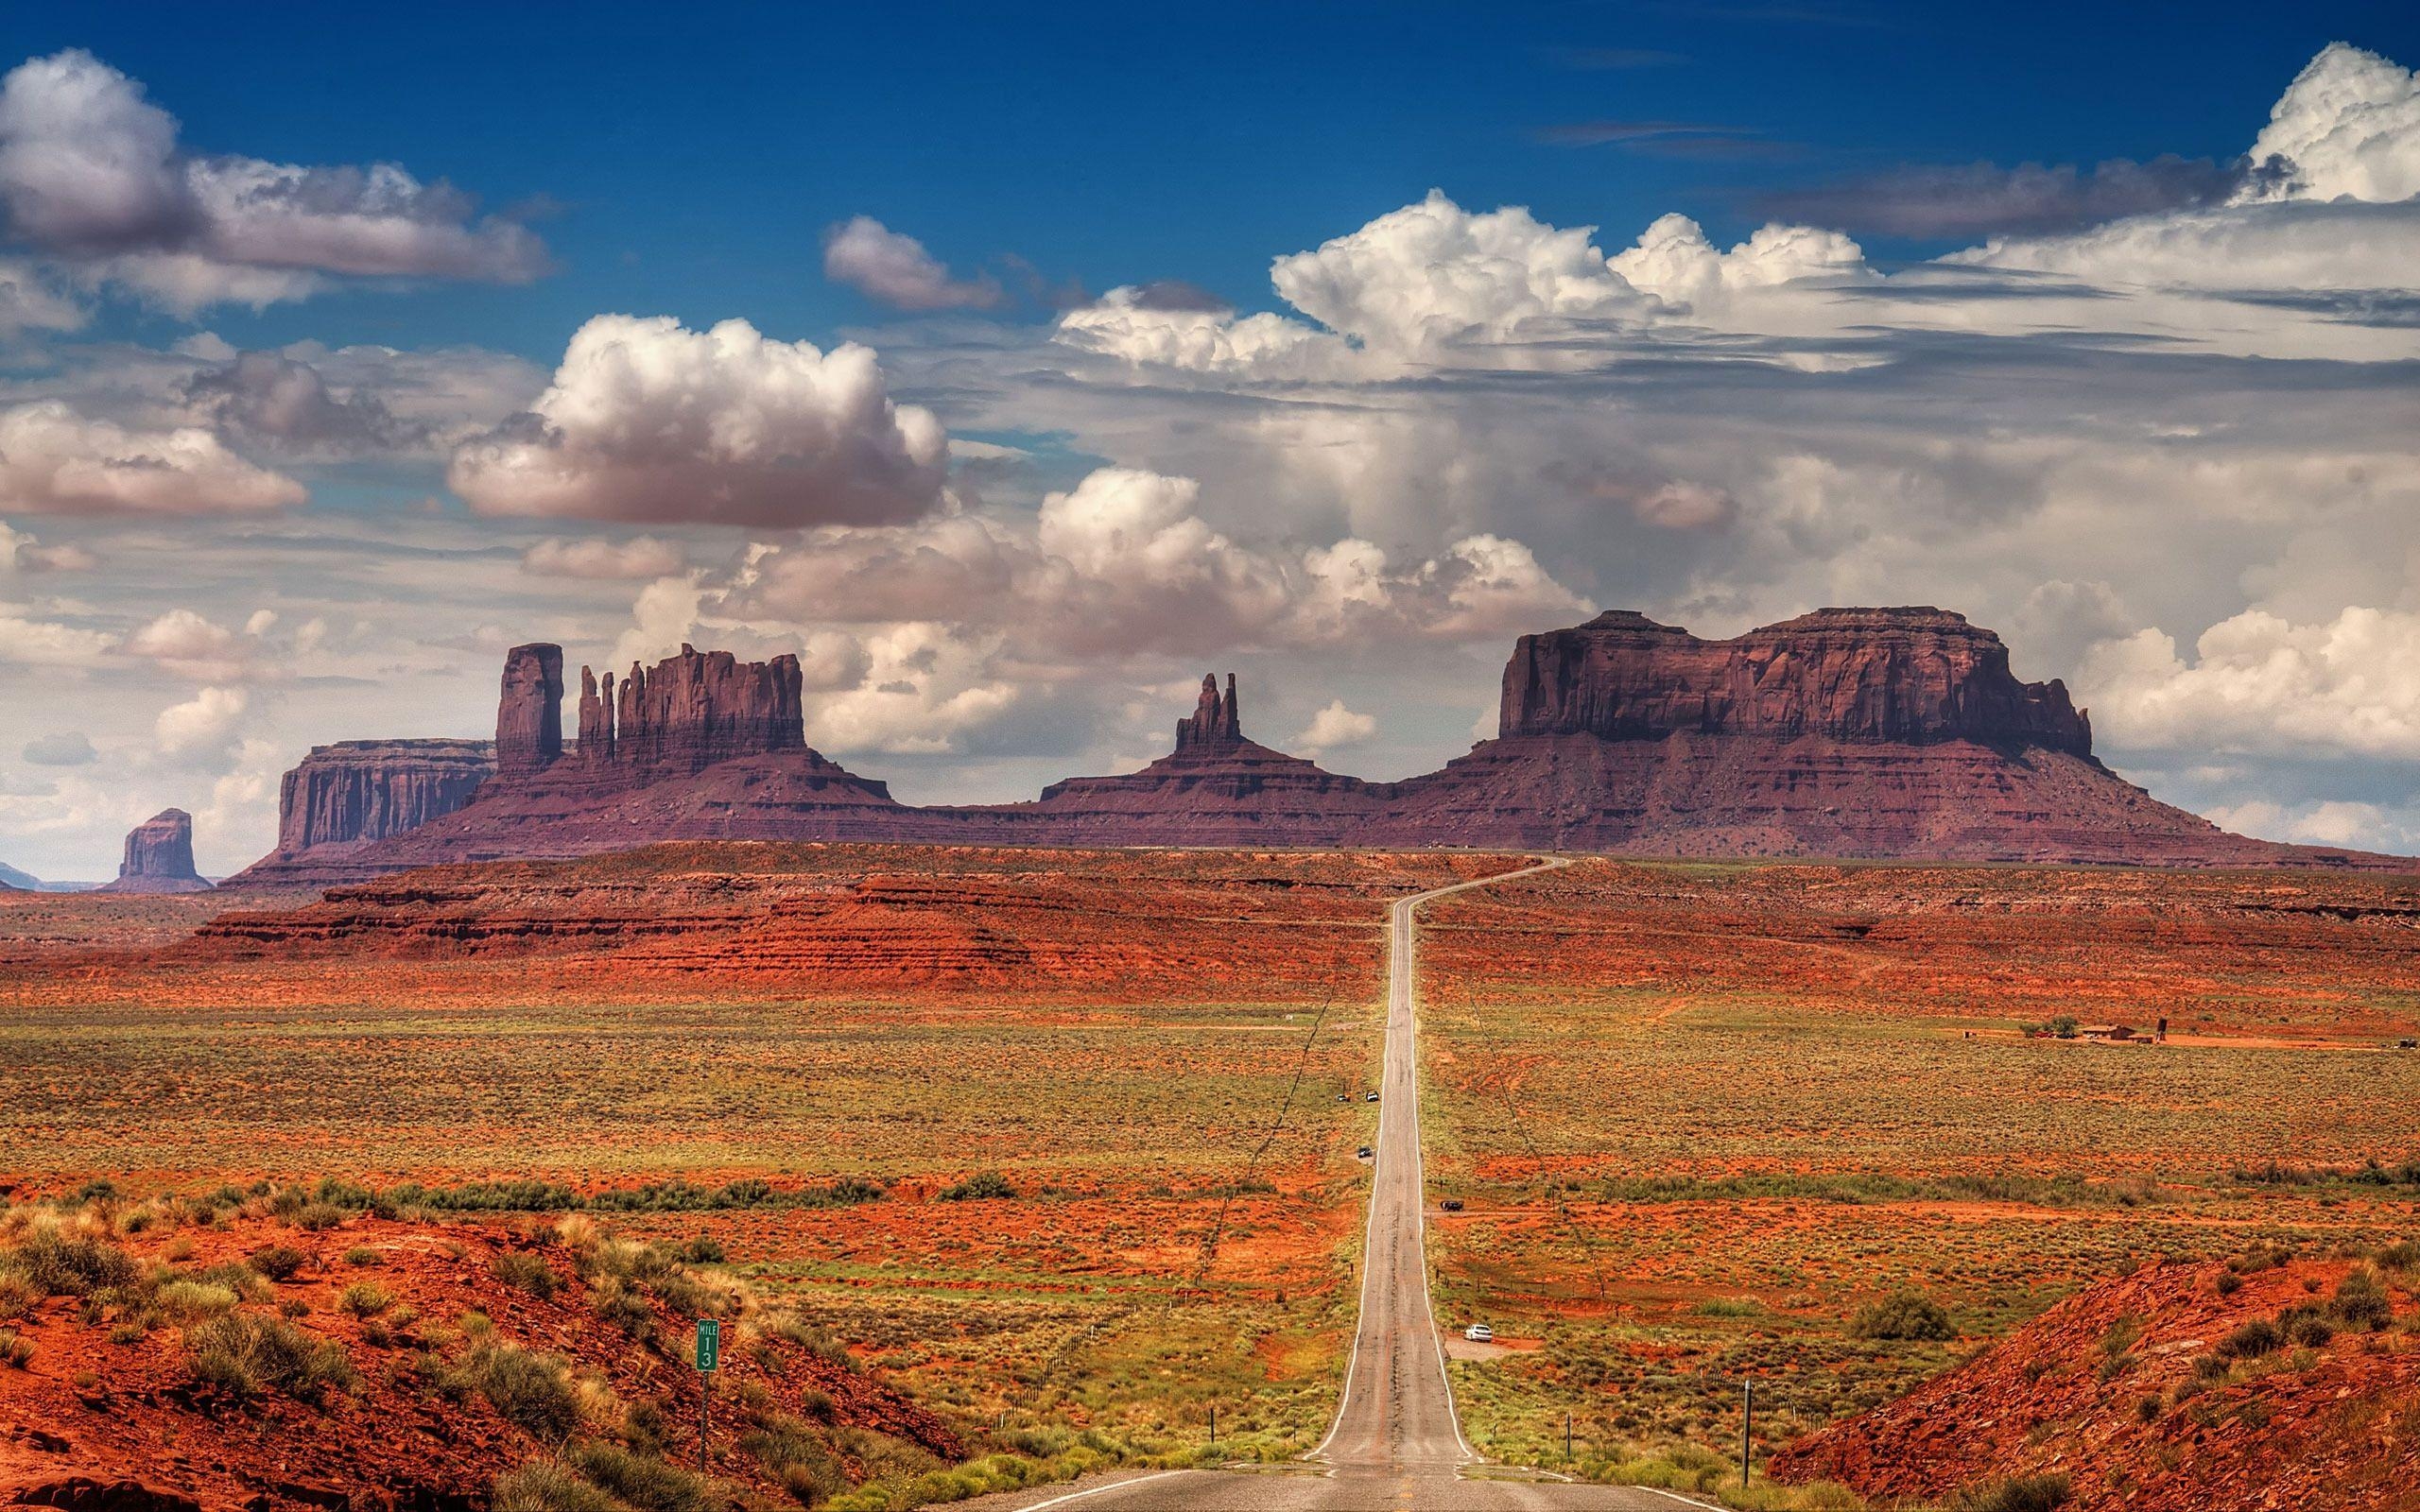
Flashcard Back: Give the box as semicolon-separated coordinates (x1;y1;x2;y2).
27;0;2420;356
3;3;2420;878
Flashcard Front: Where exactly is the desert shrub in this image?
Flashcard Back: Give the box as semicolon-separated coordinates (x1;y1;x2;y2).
2213;1270;2243;1297
1696;1297;1763;1318
2330;1267;2394;1331
938;1172;1017;1202
679;1237;725;1264
0;1328;34;1368
156;1280;240;1322
187;1312;355;1400
343;1246;382;1266
1848;1289;1955;1342
2377;1239;2420;1272
2278;1304;2334;1349
0;1272;43;1319
248;1245;308;1281
592;1280;656;1338
2135;1394;2161;1422
2217;1317;2282;1361
570;1440;711;1512
6;1228;136;1297
1954;1472;2071;1512
338;1280;394;1317
493;1461;622;1512
493;1251;561;1299
743;1413;848;1504
292;1203;347;1232
2230;1241;2293;1273
458;1343;580;1441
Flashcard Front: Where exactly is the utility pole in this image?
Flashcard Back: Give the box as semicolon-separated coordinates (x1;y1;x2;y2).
1209;1405;1218;1448
1564;1411;1572;1463
1740;1381;1754;1489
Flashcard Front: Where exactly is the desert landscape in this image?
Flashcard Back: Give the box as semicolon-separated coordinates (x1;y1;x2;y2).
9;11;2420;1512
5;839;2417;1511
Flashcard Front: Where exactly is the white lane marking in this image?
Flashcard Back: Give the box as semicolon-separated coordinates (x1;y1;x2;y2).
1407;859;1569;1467
1013;1470;1193;1511
1621;1488;1724;1508
1306;857;1568;1469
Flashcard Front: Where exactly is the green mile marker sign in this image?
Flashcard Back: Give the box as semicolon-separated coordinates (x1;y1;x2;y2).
696;1317;720;1372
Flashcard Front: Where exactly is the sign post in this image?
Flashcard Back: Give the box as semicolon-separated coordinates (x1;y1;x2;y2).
1740;1380;1754;1488
696;1318;720;1473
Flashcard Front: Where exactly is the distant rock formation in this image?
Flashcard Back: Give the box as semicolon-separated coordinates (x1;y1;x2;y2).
224;740;496;888
495;644;565;779
95;809;213;894
1175;674;1243;750
1499;609;2093;752
572;644;806;785
939;671;1377;847
223;610;2414;885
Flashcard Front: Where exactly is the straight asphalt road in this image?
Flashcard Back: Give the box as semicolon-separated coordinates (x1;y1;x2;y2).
968;858;1711;1510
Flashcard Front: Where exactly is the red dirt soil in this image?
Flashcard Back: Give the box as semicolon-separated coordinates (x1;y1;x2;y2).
0;1210;958;1512
1771;1256;2420;1510
0;843;1524;1011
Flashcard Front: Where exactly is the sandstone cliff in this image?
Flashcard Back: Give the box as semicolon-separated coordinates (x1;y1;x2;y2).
225;739;497;888
224;610;2412;884
94;809;213;893
1499;608;2093;752
573;644;805;783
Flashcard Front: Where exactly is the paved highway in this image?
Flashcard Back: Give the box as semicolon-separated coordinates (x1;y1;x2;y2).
969;859;1706;1510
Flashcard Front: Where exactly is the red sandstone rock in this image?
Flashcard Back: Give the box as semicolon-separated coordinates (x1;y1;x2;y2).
225;610;2416;885
1500;608;2092;751
222;739;496;888
93;809;211;894
493;643;563;778
589;643;804;782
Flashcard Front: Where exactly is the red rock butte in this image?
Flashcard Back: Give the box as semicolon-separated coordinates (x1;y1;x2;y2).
95;808;214;894
223;608;2410;887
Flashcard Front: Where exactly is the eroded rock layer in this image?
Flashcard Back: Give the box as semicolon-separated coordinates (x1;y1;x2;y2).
1500;608;2093;751
224;610;2412;885
94;810;211;894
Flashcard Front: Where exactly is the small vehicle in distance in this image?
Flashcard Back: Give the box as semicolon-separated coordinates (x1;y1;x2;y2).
1335;1093;1349;1103
1441;1198;1464;1212
1463;1324;1493;1343
1357;1145;1374;1160
1364;1091;1379;1102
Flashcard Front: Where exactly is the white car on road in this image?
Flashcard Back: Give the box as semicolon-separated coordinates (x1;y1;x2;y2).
1463;1324;1493;1343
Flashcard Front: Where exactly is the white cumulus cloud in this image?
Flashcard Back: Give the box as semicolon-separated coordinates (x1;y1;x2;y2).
821;216;1002;311
2077;605;2420;761
1292;698;1377;753
448;315;950;527
0;402;303;515
520;536;686;580
152;684;248;757
0;49;547;312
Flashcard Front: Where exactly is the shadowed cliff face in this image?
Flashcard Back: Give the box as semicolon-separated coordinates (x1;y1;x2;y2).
495;644;564;778
226;610;2408;886
1499;609;2094;755
95;809;212;893
574;644;805;782
276;740;497;853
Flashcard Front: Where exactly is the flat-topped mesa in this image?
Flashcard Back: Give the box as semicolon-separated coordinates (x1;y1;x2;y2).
95;807;212;893
1173;673;1243;753
1499;608;2095;755
277;740;496;853
576;644;806;782
495;644;565;778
